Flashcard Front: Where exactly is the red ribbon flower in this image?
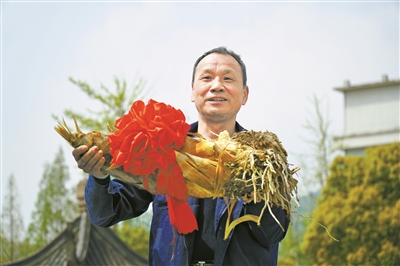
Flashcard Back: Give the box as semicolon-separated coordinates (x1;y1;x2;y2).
108;99;198;234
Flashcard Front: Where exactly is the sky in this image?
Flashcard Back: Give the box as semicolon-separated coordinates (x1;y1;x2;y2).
1;1;399;229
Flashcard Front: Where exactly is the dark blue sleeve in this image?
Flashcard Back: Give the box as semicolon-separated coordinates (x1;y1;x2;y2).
215;201;287;266
84;175;154;227
244;202;290;247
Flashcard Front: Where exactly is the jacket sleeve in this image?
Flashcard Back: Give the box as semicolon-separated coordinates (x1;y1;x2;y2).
244;202;290;247
84;175;154;227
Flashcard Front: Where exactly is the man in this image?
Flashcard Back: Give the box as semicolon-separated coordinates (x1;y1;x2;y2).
72;47;289;265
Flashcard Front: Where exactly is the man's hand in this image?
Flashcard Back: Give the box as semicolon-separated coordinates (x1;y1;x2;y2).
72;145;108;179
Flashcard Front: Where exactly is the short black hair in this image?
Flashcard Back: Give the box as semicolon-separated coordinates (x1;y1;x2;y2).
191;46;247;87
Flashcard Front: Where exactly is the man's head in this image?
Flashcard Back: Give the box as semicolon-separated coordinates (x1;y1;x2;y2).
191;47;249;127
192;47;247;87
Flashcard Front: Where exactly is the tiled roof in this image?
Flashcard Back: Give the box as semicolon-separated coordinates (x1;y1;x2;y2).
5;212;148;266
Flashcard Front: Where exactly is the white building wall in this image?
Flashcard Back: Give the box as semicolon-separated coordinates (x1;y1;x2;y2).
335;79;400;155
344;84;399;136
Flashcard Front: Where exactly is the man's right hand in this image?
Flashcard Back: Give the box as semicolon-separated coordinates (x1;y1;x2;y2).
72;145;108;179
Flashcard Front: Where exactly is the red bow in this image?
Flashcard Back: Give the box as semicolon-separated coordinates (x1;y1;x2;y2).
108;99;198;234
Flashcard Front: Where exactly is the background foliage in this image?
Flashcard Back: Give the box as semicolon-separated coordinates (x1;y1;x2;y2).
114;221;150;258
1;175;25;262
302;143;400;265
279;94;333;265
25;147;78;254
54;77;147;132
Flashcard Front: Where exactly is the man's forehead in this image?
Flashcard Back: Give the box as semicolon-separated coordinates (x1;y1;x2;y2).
196;53;241;72
198;68;235;75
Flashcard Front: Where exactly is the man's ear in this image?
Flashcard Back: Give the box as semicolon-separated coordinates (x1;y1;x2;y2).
191;83;195;102
242;86;249;105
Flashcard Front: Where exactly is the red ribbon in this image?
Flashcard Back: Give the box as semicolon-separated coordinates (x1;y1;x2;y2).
108;99;198;234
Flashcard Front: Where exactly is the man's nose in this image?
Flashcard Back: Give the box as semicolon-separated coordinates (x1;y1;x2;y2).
210;78;224;92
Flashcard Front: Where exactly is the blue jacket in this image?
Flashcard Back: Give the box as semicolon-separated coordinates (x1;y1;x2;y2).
85;122;290;265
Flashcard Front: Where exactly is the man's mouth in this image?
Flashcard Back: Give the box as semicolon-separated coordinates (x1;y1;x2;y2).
208;98;227;102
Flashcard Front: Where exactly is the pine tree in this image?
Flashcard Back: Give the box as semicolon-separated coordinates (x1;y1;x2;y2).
25;147;78;253
0;174;24;263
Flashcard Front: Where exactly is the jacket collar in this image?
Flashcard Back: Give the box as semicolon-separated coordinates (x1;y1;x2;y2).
189;121;246;133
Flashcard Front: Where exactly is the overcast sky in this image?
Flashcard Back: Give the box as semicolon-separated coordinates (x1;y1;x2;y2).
2;1;399;229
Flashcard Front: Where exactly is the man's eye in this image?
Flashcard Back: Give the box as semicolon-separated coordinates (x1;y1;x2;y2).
224;77;233;81
202;76;211;80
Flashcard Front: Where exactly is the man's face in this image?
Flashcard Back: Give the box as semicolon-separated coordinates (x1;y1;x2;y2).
191;53;249;124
